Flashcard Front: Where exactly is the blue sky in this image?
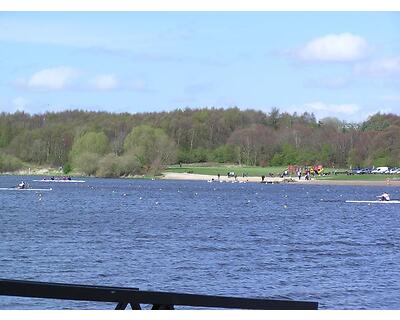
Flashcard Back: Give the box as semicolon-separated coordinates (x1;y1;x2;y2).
0;12;399;122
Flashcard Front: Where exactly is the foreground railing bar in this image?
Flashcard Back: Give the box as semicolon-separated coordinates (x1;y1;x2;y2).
0;279;139;303
127;290;317;310
0;279;318;310
115;302;128;310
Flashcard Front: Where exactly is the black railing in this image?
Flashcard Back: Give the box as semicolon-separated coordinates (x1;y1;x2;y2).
0;279;318;310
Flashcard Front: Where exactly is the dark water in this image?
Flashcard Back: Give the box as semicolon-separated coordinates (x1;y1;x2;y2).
0;175;399;309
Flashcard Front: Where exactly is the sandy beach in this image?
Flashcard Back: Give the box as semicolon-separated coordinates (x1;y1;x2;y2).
162;172;400;186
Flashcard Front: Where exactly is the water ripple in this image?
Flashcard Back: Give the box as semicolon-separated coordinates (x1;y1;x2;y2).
1;177;399;309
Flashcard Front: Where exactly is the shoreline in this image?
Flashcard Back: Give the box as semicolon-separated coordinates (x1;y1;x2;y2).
161;172;400;186
3;169;400;187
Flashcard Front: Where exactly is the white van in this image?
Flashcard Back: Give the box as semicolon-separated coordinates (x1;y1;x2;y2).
371;167;389;174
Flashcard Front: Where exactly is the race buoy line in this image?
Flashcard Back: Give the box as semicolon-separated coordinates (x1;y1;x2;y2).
33;179;85;183
0;187;52;191
345;200;400;204
318;199;400;204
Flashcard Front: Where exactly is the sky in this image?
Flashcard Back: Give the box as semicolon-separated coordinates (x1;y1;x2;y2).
0;11;399;122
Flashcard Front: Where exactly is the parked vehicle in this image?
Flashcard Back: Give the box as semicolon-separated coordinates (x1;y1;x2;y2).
349;167;372;174
349;168;362;175
371;167;389;174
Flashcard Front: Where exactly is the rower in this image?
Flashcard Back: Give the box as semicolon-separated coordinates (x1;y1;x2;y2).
378;192;390;201
18;181;26;189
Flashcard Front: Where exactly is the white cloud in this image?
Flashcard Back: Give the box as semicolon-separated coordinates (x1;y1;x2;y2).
304;101;361;115
19;66;80;90
364;107;393;120
285;101;362;121
355;56;400;77
0;97;31;113
298;33;369;62
89;74;119;90
12;97;29;110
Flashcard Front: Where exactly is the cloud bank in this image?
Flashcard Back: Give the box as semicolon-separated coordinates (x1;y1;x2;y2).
18;66;80;91
297;33;369;62
304;101;360;115
285;101;362;121
15;67;148;92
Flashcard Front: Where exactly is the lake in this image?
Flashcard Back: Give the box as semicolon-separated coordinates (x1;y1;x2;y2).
0;175;399;309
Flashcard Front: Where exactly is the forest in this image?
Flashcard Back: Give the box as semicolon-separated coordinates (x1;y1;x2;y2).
0;107;399;177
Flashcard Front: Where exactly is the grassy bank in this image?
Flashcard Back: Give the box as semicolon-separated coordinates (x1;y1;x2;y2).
0;164;84;177
166;164;289;177
316;173;400;181
166;164;400;182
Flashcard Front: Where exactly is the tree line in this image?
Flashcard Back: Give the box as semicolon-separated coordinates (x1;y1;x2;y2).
0;108;399;176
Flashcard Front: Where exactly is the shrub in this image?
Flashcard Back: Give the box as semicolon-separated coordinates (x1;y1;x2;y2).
72;152;99;175
0;152;23;172
62;163;72;174
96;154;120;177
118;152;142;176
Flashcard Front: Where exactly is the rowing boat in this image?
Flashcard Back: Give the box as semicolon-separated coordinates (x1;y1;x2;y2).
0;187;52;191
33;179;85;183
345;200;400;204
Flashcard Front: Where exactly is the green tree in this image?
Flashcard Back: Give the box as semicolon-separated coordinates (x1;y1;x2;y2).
319;144;332;164
124;125;177;172
177;148;209;163
70;131;109;160
212;145;238;163
0;120;13;148
69;131;109;173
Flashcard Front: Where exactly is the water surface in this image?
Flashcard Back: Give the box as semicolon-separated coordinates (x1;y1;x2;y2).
0;176;399;309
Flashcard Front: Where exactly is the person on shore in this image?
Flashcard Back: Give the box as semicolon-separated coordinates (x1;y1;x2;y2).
378;192;390;201
297;170;301;180
217;173;220;180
